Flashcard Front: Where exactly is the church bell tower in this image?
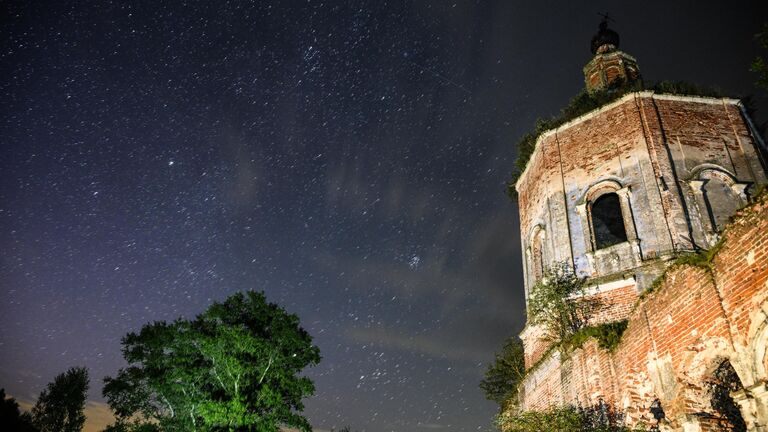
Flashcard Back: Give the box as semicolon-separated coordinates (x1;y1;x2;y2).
583;17;641;93
515;18;768;370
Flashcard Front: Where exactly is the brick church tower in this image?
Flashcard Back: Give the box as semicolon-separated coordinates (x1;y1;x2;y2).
515;18;768;383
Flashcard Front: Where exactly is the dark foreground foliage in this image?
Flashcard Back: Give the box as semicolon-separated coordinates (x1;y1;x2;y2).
498;402;647;432
0;388;38;432
480;337;525;408
31;367;89;432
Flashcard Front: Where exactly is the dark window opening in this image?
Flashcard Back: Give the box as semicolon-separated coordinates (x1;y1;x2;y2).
591;193;628;249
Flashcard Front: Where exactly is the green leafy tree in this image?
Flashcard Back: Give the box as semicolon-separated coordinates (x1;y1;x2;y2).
752;24;768;90
30;367;89;432
526;263;601;345
102;291;321;432
479;337;525;409
0;388;38;432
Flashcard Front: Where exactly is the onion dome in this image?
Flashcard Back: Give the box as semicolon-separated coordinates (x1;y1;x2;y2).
590;19;620;54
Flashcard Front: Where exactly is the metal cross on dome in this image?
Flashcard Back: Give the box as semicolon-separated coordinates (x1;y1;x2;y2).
598;12;614;23
597;12;615;29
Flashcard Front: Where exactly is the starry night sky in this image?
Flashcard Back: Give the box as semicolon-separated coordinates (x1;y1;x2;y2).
1;1;767;431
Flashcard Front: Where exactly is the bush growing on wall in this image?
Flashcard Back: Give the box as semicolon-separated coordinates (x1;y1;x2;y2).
527;263;601;345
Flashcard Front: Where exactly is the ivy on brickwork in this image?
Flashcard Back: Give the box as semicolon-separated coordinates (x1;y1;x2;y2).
519;320;629;391
506;81;729;201
562;320;629;352
641;237;725;301
671;238;726;271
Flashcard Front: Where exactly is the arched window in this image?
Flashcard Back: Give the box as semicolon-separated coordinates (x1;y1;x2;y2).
590;193;628;250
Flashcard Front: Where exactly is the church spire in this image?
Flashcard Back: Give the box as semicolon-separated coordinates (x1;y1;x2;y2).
583;15;641;93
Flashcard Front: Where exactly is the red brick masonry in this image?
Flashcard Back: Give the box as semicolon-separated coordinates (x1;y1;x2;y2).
516;193;768;431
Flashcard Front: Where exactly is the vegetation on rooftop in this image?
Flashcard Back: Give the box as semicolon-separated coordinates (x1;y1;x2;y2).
753;23;768;91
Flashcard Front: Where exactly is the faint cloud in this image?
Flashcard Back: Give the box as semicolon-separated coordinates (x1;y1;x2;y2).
83;400;115;432
15;396;33;412
347;325;489;365
219;126;265;211
324;158;369;214
11;397;114;432
418;422;447;429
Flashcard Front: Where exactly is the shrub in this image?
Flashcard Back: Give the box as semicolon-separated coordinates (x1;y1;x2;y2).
498;402;645;432
527;263;601;344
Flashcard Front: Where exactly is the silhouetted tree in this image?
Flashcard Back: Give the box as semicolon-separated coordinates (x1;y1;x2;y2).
30;367;89;432
0;388;38;432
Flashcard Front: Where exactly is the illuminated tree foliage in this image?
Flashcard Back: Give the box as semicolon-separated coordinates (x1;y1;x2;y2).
526;263;601;345
102;291;321;432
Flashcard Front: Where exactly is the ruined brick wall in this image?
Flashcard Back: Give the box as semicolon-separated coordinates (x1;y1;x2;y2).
590;284;637;325
516;92;767;337
521;281;640;368
516;193;768;431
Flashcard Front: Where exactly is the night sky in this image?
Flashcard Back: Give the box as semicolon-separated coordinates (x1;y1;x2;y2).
2;1;767;431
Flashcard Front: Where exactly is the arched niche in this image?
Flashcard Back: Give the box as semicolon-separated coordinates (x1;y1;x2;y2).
688;165;750;234
525;224;547;293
